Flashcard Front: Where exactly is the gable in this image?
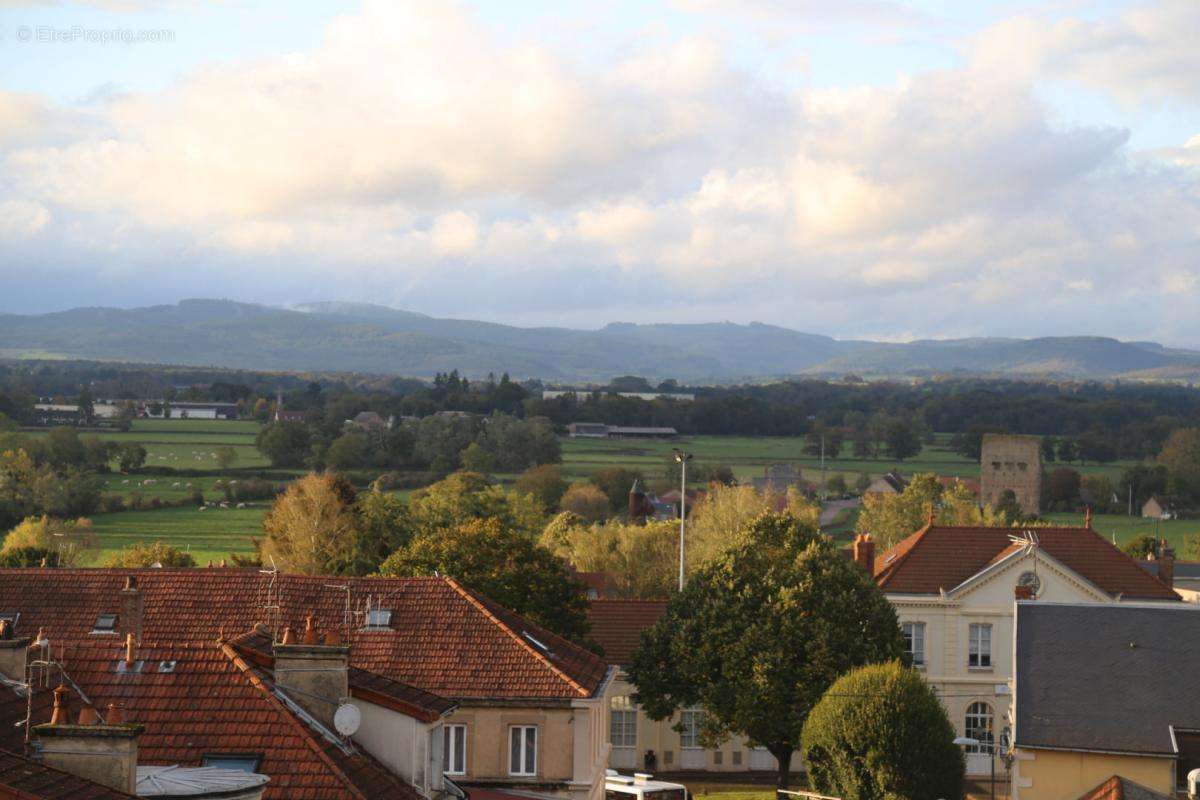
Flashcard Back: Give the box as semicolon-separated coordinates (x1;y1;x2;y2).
948;549;1112;605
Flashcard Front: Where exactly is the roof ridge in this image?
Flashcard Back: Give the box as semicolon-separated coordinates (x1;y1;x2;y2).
217;641;370;800
1075;525;1177;595
440;576;590;698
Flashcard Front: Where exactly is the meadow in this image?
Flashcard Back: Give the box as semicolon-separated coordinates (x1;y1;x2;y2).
1045;512;1200;554
86;505;264;565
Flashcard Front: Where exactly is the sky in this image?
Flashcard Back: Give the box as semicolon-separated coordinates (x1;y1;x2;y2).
0;0;1198;345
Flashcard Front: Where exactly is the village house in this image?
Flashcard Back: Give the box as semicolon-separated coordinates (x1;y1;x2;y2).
1011;602;1200;800
856;515;1180;779
1141;495;1178;520
586;600;793;778
863;470;907;498
0;570;616;800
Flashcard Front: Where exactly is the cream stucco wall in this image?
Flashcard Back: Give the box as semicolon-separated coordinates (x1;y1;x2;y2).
355;700;441;795
1011;748;1175;800
443;705;576;783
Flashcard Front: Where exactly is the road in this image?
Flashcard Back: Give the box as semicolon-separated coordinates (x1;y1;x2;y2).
819;498;861;527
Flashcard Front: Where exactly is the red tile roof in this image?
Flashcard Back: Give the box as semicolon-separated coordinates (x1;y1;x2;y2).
586;600;669;665
1075;775;1172;800
0;570;608;701
873;524;1179;600
0;748;135;799
0;639;420;800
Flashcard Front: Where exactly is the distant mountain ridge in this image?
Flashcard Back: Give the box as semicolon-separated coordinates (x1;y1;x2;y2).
1;299;1198;382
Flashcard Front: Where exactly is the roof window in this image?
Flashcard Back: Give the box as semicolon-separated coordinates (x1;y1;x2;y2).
365;608;392;629
201;753;263;773
91;613;118;634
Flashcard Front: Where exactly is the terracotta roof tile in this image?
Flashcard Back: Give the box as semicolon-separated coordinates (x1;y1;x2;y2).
585;601;669;665
0;639;419;800
1075;774;1173;800
0;748;135;799
872;524;1179;600
0;570;607;700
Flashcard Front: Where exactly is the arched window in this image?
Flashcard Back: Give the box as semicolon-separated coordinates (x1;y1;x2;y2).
965;702;994;754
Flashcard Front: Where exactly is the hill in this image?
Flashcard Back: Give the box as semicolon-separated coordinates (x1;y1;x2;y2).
2;299;1198;382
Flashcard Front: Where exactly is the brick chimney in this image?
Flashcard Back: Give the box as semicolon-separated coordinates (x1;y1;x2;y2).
852;533;875;575
35;685;143;794
1015;585;1035;600
273;613;350;729
0;620;30;683
119;575;143;643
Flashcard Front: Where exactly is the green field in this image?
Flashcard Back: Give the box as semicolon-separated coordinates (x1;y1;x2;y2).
559;434;1135;486
86;506;264;565
1046;512;1200;554
26;418;268;471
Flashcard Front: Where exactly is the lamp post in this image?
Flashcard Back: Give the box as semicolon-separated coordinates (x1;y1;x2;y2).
953;735;1007;800
673;450;693;592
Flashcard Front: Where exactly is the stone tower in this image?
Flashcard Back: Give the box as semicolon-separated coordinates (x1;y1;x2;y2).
980;434;1042;516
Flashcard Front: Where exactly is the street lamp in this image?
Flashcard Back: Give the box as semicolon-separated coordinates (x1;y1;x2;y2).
673;450;693;592
953;734;1008;800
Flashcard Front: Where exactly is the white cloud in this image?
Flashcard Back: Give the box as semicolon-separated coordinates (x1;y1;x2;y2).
1;0;1199;345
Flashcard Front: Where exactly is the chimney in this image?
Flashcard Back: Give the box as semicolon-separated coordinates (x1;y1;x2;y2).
1156;540;1175;590
0;620;30;683
628;479;647;523
852;533;875;575
120;575;143;644
35;685;143;794
273;613;350;730
1015;585;1034;600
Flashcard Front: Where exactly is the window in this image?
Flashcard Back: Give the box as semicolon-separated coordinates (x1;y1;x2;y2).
964;703;993;754
366;608;392;629
968;623;992;668
713;751;723;765
443;724;466;776
202;754;262;773
91;613;118;634
610;696;637;748
732;751;742;766
902;622;925;667
509;726;537;776
679;709;700;749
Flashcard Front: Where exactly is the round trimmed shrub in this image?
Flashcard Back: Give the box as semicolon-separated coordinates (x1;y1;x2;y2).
801;661;964;800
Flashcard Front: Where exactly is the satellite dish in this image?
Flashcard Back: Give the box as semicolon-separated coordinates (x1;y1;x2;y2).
334;702;361;737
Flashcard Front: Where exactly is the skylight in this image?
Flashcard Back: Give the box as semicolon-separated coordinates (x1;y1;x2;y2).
365;608;392;629
91;613;118;634
201;754;263;773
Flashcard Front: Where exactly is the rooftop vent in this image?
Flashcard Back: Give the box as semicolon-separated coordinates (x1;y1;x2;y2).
158;660;177;674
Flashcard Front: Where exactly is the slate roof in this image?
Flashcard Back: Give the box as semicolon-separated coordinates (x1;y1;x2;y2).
873;524;1179;600
0;570;608;701
1014;602;1200;756
1075;775;1173;800
0;639;420;800
586;600;668;666
0;748;135;799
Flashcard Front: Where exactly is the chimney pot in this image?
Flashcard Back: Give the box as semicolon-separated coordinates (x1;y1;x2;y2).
124;575;137;591
0;620;10;640
323;630;340;646
105;703;124;725
49;685;70;726
77;705;100;726
281;626;296;645
124;633;136;666
302;612;319;645
852;533;876;575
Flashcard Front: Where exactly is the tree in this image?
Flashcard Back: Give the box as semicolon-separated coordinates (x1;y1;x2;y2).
627;512;906;788
885;421;921;462
326;432;371;470
407;471;543;537
1057;438;1079;464
379;516;589;641
214;445;238;470
45;427;86;469
826;474;847;495
801;662;964;800
1046;467;1081;509
1158;428;1200;505
1041;436;1058;463
1121;535;1159;561
1080;474;1116;513
345;487;413;575
256;422;311;468
514;465;569;510
560;483;610;522
106;541;197;568
261;474;359;574
1117;464;1168;512
459;441;496;473
116;443;148;472
589;467;643;511
855;473;1009;550
541;516;679;599
685;483;818;569
1;516;95;566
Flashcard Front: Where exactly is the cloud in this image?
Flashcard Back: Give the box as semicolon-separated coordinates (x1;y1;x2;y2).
0;0;1198;346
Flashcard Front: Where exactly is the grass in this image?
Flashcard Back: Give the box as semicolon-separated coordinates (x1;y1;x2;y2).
86;506;265;565
25;417;269;471
687;786;775;800
1045;512;1200;554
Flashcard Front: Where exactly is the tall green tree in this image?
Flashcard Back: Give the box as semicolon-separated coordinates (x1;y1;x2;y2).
801;662;964;800
627;512;905;788
885;421;921;461
379;516;589;641
1158;428;1200;505
255;422;311;468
